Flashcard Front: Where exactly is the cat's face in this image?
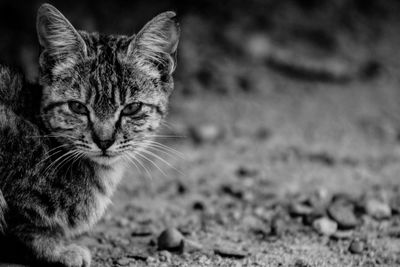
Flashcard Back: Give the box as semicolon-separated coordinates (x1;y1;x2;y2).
36;4;179;165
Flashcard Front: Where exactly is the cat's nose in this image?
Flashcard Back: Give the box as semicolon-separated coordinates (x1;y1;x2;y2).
93;136;115;151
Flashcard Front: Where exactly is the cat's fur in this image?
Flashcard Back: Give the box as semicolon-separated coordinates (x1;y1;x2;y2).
0;3;179;266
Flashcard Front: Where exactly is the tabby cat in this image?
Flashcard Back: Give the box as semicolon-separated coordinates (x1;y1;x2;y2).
0;3;179;266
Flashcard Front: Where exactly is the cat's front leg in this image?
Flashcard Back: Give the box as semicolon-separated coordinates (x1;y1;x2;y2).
14;228;91;267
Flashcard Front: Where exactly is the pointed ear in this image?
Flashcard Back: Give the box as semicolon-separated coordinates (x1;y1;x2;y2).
37;4;87;73
127;11;180;75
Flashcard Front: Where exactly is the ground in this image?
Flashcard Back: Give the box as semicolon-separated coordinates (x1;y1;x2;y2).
3;1;400;266
80;26;400;265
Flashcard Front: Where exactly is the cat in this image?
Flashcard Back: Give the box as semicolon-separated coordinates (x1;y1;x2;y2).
0;3;179;267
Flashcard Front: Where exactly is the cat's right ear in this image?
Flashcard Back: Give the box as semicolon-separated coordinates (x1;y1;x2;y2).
36;4;87;74
127;12;180;76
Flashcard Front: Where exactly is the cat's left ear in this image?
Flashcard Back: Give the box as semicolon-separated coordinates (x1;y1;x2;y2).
127;12;180;75
37;4;87;74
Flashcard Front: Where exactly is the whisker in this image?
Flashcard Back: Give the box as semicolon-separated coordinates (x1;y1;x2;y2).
146;134;186;138
66;150;84;176
51;150;80;176
121;153;144;177
142;140;185;158
28;133;80;140
126;153;153;181
134;151;167;177
140;149;183;175
144;145;181;159
40;150;77;177
36;144;71;166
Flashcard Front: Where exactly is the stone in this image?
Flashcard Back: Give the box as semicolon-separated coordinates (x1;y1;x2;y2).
115;257;132;266
389;194;400;214
116;217;130;227
255;127;271;140
293;258;313;267
189;124;222;144
289;203;313;217
182;239;203;253
312;217;338;236
245;33;272;59
327;200;358;229
330;230;353;240
214;246;247;259
131;225;154;237
159;250;172;262
303;212;323;226
365;199;391;220
236;166;259;178
157;228;184;251
349;240;364;254
270;217;286;236
307;188;331;209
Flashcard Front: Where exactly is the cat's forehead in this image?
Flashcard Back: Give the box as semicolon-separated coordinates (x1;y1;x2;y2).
49;33;165;114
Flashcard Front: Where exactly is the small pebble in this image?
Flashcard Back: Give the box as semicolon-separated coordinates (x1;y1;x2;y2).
245;33;271;59
192;201;205;211
114;257;132;266
255;127;271;140
270;217;286;236
303;212;323;226
289;203;313;217
214;246;247;259
182;239;203;253
115;217;130;227
365;199;391;220
236;166;259;177
331;230;353;240
389;194;400;214
127;252;148;261
157;228;184;251
131;225;154;237
312;217;338;236
387;226;400;238
328;200;358;229
293;258;312;267
159;250;172;262
307;188;331;209
349;240;364;254
189;124;222;144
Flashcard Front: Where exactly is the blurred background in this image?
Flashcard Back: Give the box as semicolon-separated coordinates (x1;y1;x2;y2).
1;0;400;84
3;0;400;265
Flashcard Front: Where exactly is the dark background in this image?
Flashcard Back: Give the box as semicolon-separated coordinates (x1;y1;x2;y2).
1;0;400;85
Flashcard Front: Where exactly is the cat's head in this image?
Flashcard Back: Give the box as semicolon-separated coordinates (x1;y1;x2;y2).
36;3;180;165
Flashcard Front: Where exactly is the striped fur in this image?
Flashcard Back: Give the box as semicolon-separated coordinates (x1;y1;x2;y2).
0;3;179;266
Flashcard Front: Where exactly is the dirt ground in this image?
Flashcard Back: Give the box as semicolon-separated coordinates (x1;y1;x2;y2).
77;18;400;267
3;1;400;266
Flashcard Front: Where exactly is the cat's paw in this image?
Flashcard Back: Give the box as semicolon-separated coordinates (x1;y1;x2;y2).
58;244;91;267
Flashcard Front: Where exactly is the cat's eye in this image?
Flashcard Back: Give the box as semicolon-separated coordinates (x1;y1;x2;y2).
122;102;142;116
68;101;88;115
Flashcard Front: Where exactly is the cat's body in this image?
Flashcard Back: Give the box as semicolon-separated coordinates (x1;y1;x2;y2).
0;3;179;266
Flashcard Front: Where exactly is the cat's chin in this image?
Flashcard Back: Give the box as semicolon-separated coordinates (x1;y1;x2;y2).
90;155;121;166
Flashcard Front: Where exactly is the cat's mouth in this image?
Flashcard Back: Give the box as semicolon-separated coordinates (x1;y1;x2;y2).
89;151;121;165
